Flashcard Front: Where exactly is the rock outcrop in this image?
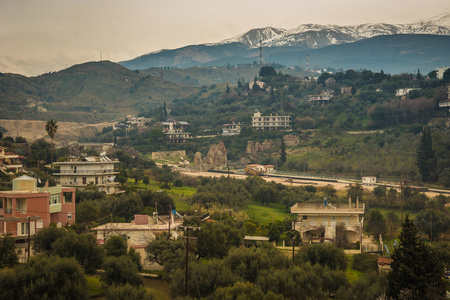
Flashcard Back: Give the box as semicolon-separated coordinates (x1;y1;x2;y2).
246;140;275;155
195;141;228;171
193;152;203;171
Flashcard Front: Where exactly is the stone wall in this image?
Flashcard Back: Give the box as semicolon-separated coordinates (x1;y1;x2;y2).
283;135;299;147
246;140;275;155
152;150;187;160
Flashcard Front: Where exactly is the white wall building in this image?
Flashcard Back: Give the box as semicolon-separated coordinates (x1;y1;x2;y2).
362;176;377;185
251;110;291;131
291;198;365;244
222;122;243;136
437;67;450;79
162;120;191;143
54;153;119;194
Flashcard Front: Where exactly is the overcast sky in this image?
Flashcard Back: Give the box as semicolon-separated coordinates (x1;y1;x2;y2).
1;0;448;76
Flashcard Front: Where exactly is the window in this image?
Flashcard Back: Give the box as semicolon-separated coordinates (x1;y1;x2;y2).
17;198;26;213
302;215;308;220
21;222;28;235
67;213;72;220
49;194;61;205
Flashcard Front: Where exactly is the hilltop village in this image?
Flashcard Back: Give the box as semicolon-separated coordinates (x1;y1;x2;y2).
1;64;450;299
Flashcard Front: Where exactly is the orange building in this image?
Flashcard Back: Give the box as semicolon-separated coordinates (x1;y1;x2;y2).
0;175;75;261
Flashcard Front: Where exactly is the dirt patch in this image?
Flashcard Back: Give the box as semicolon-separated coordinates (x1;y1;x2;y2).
0;119;114;142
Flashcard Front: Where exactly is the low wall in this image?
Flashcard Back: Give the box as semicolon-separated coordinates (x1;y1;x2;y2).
152;150;186;160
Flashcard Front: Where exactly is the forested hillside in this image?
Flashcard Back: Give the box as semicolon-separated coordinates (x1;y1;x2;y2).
94;66;450;185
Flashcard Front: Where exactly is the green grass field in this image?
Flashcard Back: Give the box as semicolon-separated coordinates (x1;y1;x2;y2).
244;201;292;223
144;278;171;300
346;255;366;283
86;276;103;295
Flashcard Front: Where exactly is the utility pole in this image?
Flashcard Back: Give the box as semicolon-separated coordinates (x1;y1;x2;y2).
430;214;433;245
292;221;296;263
168;205;171;237
180;226;200;297
27;216;31;261
198;196;202;224
400;181;403;222
228;166;232;217
185;230;189;297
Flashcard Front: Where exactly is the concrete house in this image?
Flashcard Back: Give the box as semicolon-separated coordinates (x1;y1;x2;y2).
362;176;377;185
162;120;191;143
222;122;243;136
308;90;334;102
54;153;119;194
0;175;75;261
0;146;25;174
291;197;365;244
92;214;182;269
251;110;291;131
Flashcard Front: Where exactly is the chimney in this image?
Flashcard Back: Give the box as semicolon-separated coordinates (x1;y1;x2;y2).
349;196;351;208
356;197;359;209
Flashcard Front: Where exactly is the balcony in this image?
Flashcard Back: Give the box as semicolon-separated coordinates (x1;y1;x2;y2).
49;203;62;213
55;170;118;175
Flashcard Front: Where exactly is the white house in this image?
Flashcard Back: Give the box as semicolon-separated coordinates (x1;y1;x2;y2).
436;67;450;79
251;110;291;131
291;198;365;244
362;176;377;185
54;153;119;194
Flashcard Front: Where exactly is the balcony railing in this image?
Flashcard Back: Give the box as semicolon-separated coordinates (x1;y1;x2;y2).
56;170;118;175
49;203;62;214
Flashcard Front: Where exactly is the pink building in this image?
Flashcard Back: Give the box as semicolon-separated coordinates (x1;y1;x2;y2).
0;175;75;261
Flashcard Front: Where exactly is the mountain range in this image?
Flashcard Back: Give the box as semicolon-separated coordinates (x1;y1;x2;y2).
120;13;450;73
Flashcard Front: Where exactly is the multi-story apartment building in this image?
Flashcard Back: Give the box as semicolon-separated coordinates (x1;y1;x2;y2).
251;110;291;131
291;198;365;244
0;175;75;260
54;153;119;194
162;120;191;143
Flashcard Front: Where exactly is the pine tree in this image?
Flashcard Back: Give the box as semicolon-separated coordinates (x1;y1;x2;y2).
163;102;168;119
387;216;445;299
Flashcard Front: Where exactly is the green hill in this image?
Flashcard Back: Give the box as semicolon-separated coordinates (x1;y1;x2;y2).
0;61;200;122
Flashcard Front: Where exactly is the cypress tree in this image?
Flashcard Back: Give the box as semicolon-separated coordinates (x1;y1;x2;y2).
416;128;435;182
387;216;445;299
280;138;286;164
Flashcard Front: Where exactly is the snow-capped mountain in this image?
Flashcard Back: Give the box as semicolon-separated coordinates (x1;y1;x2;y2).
120;13;450;73
220;27;286;47
220;13;450;49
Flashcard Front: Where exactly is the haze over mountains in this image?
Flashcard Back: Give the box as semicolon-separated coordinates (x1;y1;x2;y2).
120;13;450;73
